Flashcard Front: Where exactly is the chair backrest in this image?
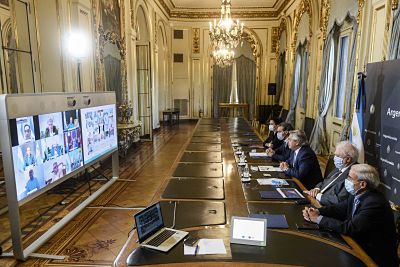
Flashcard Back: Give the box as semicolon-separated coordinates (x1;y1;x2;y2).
259;124;267;138
258;105;272;124
304;117;315;140
252;119;260;129
271;105;282;118
324;154;336;179
280;109;289;121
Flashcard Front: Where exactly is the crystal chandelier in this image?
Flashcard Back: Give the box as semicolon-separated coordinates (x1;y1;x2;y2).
209;0;244;50
213;47;235;68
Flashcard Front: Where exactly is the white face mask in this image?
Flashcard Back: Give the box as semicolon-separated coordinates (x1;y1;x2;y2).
344;179;356;195
334;155;345;170
277;132;284;141
268;125;274;131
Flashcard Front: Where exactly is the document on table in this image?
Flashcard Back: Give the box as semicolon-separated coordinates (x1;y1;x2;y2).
257;178;289;186
258;166;283;172
249;152;268;158
184;239;227;255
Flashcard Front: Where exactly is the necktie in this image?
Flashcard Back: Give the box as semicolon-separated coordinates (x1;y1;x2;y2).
352;197;360;217
320;170;342;193
293;151;298;166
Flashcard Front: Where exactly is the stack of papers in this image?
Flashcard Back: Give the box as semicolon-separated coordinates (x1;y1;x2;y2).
184;239;227;255
256;178;289;186
258;166;283;172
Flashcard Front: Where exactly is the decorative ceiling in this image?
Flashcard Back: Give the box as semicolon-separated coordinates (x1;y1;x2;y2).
157;0;290;19
169;0;280;9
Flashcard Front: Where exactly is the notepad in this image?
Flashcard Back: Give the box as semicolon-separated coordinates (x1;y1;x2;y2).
258;166;283;172
249;214;289;229
249;152;269;158
184;239;227;255
259;190;282;199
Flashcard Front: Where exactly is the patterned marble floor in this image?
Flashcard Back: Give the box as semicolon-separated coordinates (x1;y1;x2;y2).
0;121;197;267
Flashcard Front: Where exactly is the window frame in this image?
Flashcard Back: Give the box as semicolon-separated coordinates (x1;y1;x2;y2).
332;25;353;122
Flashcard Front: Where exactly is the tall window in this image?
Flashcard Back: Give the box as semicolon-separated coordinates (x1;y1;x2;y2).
334;35;350;118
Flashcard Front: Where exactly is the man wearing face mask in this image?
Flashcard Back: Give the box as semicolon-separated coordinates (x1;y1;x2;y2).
279;130;322;189
304;141;358;205
266;122;293;161
302;164;398;267
262;117;283;149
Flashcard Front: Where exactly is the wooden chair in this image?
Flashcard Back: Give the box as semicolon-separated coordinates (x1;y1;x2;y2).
259;124;267;139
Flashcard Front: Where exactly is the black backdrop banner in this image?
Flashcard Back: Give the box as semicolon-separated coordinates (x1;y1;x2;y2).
364;59;400;205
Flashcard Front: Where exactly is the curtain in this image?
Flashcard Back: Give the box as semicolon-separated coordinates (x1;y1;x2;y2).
309;30;336;155
276;52;285;104
236;55;256;119
104;55;122;103
213;64;233;118
301;51;309;110
389;7;400;60
339;19;359;140
285;47;302;126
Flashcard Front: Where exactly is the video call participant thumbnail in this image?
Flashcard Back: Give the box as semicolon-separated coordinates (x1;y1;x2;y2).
24;169;43;196
24;146;36;167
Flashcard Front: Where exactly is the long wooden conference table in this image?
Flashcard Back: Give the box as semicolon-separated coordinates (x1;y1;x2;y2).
114;118;375;267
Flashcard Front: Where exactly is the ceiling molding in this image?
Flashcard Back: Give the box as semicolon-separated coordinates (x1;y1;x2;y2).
170;10;278;19
156;0;291;19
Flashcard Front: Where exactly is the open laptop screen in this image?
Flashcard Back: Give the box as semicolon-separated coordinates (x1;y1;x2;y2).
135;202;164;243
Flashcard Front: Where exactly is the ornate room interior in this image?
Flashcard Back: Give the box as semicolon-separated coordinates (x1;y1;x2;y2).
0;0;399;266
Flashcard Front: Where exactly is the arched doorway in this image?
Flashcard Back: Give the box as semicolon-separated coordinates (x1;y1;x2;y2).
135;5;152;139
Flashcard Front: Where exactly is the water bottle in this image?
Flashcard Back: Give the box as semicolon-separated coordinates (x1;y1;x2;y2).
240;152;245;163
243;164;249;178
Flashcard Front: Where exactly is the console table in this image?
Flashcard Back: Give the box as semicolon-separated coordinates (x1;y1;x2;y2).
219;103;249;119
117;121;141;157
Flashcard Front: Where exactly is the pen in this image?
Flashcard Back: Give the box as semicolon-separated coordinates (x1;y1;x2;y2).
194;244;199;256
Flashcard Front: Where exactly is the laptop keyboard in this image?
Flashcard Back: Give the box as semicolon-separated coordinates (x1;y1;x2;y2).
147;229;175;247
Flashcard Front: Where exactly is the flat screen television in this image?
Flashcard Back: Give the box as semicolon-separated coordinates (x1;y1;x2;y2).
0;93;118;204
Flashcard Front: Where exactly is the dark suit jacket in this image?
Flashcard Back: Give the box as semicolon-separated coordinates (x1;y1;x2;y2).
271;141;291;162
284;145;322;189
316;166;351;206
263;132;283;149
319;190;398;267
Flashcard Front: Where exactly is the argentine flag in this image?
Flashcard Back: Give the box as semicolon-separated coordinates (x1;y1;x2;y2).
350;73;366;163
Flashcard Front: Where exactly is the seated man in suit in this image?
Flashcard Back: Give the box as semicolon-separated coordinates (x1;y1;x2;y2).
263;117;283;149
304;141;358;206
303;164;398;267
266;122;293;161
279;130;322;189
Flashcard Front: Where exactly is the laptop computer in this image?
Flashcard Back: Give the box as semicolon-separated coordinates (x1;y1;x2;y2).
134;202;188;252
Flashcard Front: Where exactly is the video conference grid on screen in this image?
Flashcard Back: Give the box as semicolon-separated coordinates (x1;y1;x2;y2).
9;104;117;201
